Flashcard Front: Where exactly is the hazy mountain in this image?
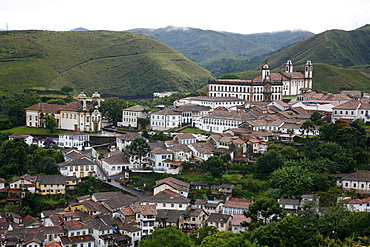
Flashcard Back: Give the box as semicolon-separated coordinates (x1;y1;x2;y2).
127;26;314;65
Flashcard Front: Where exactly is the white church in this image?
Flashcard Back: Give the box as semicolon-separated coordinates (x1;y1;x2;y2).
208;60;313;101
25;92;103;132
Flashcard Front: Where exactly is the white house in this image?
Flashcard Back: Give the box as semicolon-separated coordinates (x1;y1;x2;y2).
153;177;190;198
116;132;142;151
173;133;197;145
58;156;98;178
332;99;370;124
9;133;35;145
141;190;190;211
188;142;215;161
344;197;370;212
174;96;245;110
195;110;256;133
119;105;150;129
341;171;370;193
172;104;211;125
101;151;131;176
150;109;182;131
58;132;90;150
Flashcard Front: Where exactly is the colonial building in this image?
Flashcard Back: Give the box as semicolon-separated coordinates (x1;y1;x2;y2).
25;92;102;132
331;99;370;124
150;109;182;131
174;96;245;110
208;60;313;101
119;105;150;129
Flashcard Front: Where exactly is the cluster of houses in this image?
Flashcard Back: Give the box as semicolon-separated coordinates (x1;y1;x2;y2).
2;169;370;247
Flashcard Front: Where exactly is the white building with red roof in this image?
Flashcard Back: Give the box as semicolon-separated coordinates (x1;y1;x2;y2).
208;60;313;101
25;92;102;132
332;99;370;124
119;104;150;129
150;108;182;131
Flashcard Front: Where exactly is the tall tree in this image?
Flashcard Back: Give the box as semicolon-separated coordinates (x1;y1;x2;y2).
244;197;283;229
270;165;313;198
101;97;129;126
127;137;150;167
139;227;194;247
45;114;58;133
254;149;284;175
203;156;226;179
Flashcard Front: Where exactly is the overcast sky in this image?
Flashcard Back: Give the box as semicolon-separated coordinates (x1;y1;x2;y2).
1;0;369;34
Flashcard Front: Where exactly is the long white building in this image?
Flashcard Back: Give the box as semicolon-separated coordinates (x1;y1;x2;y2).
208;60;313;101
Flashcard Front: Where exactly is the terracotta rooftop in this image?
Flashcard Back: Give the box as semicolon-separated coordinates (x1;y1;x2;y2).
101;152;130;164
175;133;196;140
224;198;252;209
155;177;190;191
341;171;370;182
206;213;232;223
231;214;250;225
60;234;95;245
142;190;190;204
189;142;215;154
123;105;149;112
62;220;89;231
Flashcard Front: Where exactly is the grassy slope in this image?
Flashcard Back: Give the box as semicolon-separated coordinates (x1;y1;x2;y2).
0;30;214;97
255;25;370;70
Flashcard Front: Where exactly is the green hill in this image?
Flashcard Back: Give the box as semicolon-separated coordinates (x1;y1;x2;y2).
127;26;314;65
0;30;214;97
252;24;370;70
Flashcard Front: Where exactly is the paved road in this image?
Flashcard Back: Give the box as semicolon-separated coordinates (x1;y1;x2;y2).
106;176;152;199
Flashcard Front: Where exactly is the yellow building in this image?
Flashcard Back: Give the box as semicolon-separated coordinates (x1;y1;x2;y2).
35;175;79;195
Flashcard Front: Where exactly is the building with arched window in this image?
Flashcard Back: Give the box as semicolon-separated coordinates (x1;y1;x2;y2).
208;60;313;101
25;92;102;132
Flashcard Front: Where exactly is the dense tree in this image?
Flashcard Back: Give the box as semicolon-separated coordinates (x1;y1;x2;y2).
45;114;58;133
300;119;316;137
0;138;31;179
101;97;129;126
189;226;218;245
200;231;245;247
280;146;297;159
244;197;283;229
127;137;151;167
254;149;284;175
310;111;323;122
139;227;193;247
1;91;41;126
203;156;225;179
270;165;313;198
60;85;74;95
317;203;351;240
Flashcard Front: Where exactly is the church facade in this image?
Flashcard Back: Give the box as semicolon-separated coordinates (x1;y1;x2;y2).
208;60;313;101
25;92;102;132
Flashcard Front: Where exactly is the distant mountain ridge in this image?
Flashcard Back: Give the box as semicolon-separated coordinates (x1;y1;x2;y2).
127;26;315;65
251;24;370;70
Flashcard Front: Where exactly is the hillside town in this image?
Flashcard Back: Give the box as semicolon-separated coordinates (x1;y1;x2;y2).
1;60;370;247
